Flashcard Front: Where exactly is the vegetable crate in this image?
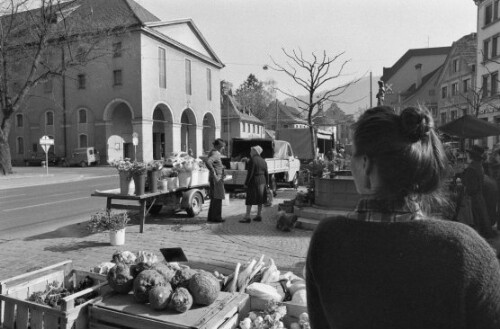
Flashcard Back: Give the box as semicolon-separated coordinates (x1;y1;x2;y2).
249;297;307;327
89;291;249;329
0;260;109;329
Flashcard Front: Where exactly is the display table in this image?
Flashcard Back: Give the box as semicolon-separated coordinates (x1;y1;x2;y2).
89;291;249;329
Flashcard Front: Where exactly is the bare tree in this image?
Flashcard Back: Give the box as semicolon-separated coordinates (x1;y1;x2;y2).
268;48;359;159
0;0;127;175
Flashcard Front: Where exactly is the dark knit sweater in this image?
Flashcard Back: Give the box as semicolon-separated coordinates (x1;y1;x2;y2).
306;217;500;329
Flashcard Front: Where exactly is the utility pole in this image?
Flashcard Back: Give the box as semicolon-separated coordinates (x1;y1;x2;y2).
369;71;373;108
275;99;279;139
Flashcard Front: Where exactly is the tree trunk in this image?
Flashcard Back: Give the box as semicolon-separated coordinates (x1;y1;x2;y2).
309;125;317;159
0;139;13;175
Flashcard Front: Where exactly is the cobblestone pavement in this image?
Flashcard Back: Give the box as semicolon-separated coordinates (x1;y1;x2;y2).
0;175;311;279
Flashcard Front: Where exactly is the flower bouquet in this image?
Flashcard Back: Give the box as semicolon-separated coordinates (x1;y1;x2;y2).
87;210;130;233
87;210;130;246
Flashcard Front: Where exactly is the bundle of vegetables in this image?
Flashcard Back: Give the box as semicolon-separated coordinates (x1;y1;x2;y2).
221;255;280;293
27;277;98;309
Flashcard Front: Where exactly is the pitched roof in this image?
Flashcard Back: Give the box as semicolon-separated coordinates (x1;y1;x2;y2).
312;108;336;126
382;47;451;82
221;95;263;124
264;103;308;125
402;65;443;99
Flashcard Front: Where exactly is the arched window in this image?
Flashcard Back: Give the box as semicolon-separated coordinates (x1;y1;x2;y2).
79;134;88;147
46;111;54;126
16;137;24;154
79;109;87;123
16;114;23;127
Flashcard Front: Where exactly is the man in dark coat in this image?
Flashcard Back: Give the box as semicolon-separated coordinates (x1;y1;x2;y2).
240;145;269;223
205;138;226;223
463;145;497;238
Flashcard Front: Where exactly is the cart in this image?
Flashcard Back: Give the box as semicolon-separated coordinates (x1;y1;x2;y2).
91;184;209;234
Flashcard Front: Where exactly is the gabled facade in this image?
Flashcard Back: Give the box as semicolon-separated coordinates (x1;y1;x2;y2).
220;93;265;148
435;33;477;126
474;0;500;148
381;47;450;114
400;65;442;121
8;0;224;164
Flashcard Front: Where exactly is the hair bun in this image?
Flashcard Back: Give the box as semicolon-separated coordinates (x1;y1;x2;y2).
400;107;432;143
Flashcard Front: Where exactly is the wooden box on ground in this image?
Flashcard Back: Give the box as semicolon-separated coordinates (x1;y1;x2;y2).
89;291;249;329
0;260;108;329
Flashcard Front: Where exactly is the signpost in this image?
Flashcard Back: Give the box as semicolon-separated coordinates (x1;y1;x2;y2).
39;135;54;175
132;132;138;161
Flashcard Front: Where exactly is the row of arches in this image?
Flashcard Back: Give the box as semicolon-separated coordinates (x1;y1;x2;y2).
106;101;216;162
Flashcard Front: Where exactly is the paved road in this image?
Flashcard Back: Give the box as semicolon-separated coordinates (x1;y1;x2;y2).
0;167;117;239
0;167;311;280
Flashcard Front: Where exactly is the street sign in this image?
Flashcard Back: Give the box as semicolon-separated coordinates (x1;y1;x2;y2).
132;132;139;146
39;135;54;175
39;135;54;154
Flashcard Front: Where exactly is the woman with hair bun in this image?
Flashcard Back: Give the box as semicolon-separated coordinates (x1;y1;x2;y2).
306;106;500;329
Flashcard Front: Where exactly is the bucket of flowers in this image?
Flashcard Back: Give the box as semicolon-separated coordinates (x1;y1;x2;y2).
87;210;130;246
166;170;179;191
176;161;192;188
110;158;134;195
131;161;147;195
146;160;164;193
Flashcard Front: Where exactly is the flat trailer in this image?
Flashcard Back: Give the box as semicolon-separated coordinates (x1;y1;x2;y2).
91;183;210;234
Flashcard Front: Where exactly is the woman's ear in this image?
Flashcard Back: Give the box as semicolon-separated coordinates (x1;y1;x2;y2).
363;156;372;176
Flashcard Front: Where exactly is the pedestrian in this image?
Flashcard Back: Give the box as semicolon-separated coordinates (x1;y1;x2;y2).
306;106;500;329
463;145;497;239
240;145;269;223
204;138;226;223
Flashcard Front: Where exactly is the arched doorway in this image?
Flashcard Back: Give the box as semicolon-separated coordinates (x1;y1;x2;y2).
202;113;216;155
180;108;197;156
105;101;133;162
152;104;174;160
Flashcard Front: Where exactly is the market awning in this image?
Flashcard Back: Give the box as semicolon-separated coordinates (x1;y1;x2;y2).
438;115;500;139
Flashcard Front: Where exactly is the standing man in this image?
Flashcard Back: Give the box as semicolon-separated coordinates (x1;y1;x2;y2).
205;138;226;223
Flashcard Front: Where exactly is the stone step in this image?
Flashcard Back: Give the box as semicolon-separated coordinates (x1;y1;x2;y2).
295;207;351;231
294;206;351;220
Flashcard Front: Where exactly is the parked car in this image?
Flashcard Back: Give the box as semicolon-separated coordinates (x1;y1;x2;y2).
24;151;62;166
63;147;100;167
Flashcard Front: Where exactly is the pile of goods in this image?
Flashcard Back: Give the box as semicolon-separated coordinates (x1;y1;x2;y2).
214;254;308;329
97;250;220;313
26;276;98;309
238;300;310;329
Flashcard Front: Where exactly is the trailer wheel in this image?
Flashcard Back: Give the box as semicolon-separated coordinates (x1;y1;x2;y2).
186;192;203;217
80;161;87;167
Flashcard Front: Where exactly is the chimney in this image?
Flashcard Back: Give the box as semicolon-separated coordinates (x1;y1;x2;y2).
415;63;422;89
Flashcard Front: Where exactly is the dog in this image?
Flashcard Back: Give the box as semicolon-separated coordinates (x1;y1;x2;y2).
276;210;298;232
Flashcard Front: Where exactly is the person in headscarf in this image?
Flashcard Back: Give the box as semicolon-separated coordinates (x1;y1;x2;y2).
240;145;269;223
204;138;226;223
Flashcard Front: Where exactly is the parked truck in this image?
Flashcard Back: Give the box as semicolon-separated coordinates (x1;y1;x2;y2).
222;138;301;193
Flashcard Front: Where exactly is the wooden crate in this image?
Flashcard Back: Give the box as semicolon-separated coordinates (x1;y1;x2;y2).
0;260;109;329
89;291;249;329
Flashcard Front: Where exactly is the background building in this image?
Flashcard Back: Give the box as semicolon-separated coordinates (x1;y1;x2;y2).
8;0;224;165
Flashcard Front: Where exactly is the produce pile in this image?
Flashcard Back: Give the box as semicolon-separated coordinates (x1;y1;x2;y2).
103;250;220;313
26;276;98;309
239;300;310;329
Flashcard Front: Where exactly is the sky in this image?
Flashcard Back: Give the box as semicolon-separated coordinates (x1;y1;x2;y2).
136;0;477;105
